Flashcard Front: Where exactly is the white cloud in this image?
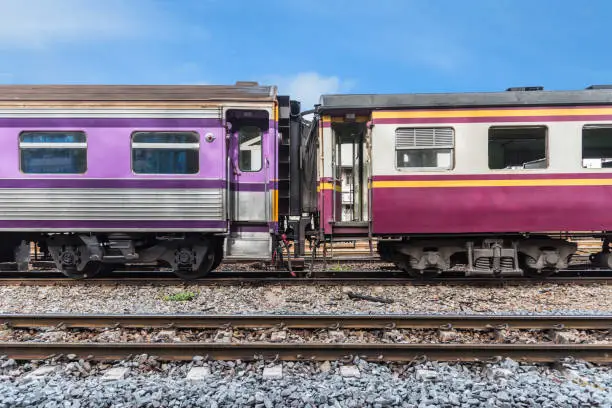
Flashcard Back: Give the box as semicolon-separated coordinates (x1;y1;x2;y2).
0;0;154;49
273;72;355;111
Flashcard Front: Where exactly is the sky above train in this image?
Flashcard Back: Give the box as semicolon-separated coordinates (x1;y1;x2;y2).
0;0;609;109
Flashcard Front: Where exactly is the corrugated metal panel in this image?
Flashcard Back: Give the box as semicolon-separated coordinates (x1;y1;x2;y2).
396;127;454;149
0;189;223;220
0;84;276;102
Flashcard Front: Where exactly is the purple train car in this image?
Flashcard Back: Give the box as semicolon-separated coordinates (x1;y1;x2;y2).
0;83;310;279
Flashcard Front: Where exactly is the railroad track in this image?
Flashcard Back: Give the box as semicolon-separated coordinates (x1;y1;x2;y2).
0;269;611;286
1;342;609;363
0;314;610;363
1;313;611;330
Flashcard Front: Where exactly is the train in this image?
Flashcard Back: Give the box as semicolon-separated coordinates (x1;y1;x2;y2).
1;82;612;279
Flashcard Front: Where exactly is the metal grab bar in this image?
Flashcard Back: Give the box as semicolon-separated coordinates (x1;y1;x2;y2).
264;156;270;227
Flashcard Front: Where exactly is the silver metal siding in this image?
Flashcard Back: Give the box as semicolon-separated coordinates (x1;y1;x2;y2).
0;188;224;220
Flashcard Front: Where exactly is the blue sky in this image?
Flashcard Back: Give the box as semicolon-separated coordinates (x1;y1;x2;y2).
0;0;610;108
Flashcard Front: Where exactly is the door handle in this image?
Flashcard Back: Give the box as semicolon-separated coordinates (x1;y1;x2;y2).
231;156;241;176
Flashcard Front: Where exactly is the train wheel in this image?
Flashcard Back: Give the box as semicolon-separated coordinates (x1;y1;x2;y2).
523;267;555;279
397;261;440;279
519;254;556;279
60;261;103;279
407;268;441;279
209;240;224;272
173;250;215;280
98;264;120;276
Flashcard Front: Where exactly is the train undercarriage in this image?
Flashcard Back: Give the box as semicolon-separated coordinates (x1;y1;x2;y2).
377;234;612;278
0;232;225;279
1;231;612;280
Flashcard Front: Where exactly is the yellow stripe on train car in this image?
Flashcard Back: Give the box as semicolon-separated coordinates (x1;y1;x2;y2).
272;189;278;221
317;182;343;192
371;178;612;188
372;107;612;119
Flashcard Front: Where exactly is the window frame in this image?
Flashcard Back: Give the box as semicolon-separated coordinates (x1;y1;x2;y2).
18;130;88;175
394;126;455;172
580;124;612;170
487;125;549;171
237;125;263;173
130;131;200;175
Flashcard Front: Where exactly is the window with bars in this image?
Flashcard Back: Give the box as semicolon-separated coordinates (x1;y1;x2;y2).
131;131;199;174
20;131;87;174
395;127;454;170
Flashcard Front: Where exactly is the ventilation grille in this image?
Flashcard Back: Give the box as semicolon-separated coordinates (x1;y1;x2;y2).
395;127;454;149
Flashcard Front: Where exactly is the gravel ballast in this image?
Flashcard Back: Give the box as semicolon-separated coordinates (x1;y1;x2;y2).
0;327;609;345
0;283;611;315
0;358;609;407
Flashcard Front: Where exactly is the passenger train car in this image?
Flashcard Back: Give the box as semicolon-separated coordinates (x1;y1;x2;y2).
1;83;612;279
0;84;290;278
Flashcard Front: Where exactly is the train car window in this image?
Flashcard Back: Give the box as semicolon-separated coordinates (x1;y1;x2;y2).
488;126;547;170
395;127;454;170
19;131;87;174
582;125;612;168
238;126;262;172
131;131;199;174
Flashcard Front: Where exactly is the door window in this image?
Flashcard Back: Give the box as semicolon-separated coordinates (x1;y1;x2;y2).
238;126;262;172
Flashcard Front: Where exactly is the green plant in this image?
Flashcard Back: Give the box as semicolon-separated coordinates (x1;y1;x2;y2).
163;291;197;302
329;262;349;272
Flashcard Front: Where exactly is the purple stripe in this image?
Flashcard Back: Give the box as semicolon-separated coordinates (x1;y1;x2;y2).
0;118;222;128
232;182;278;192
231;224;270;233
380;105;612;113
374;115;612;125
0;118;277;129
0;179;225;189
0;220;226;229
371;184;612;234
372;173;612;181
0;179;278;190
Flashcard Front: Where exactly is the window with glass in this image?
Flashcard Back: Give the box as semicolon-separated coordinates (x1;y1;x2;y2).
238;126;262;172
395;127;454;170
582;125;612;168
131;132;199;174
20;131;87;174
488;126;547;169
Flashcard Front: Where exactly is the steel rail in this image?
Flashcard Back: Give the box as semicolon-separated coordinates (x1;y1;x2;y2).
0;342;610;363
0;270;610;286
1;314;611;330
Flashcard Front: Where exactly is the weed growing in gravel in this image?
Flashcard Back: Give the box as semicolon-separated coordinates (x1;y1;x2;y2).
329;263;349;271
163;291;197;302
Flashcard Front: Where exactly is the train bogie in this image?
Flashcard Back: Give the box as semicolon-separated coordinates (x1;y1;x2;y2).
41;232;221;279
378;236;577;278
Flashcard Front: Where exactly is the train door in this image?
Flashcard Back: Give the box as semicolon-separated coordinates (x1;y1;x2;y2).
328;116;372;236
224;109;273;259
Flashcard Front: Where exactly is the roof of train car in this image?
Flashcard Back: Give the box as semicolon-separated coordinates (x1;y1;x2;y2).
0;83;277;102
318;88;612;111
